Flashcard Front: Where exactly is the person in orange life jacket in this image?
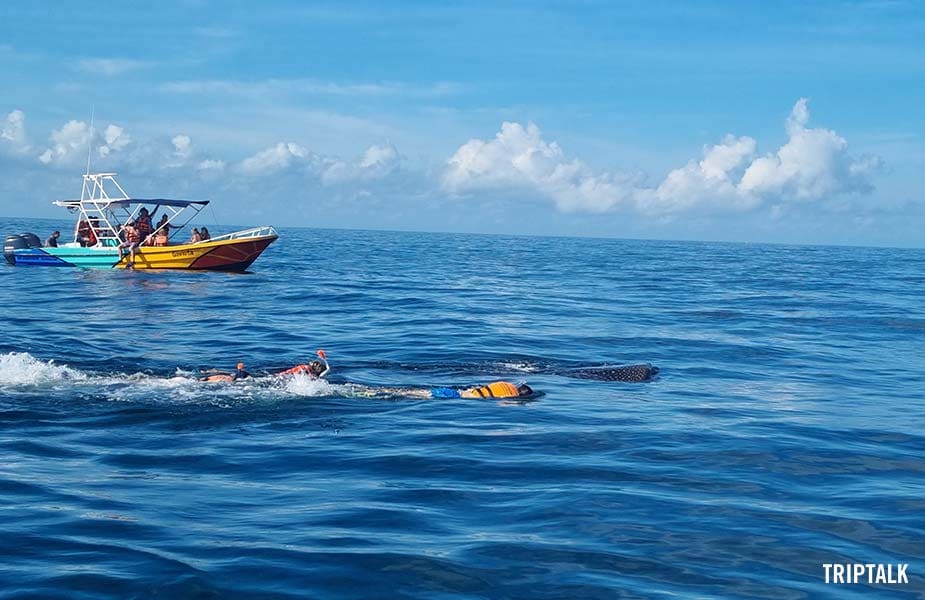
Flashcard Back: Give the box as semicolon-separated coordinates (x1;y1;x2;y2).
276;350;330;378
200;362;251;383
118;220;141;267
76;219;97;247
427;381;533;399
135;208;154;244
362;380;534;399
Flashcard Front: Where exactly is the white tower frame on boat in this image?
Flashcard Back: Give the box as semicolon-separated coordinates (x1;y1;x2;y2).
52;173;207;246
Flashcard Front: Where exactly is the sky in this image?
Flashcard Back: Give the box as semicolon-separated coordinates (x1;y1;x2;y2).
1;1;923;246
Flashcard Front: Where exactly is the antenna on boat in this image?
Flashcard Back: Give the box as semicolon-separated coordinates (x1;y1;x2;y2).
85;105;95;177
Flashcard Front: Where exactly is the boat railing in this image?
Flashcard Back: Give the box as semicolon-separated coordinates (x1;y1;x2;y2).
197;226;278;243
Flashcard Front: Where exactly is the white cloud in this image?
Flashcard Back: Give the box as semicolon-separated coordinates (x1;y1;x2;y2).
444;122;636;212
738;98;879;200
444;99;880;216
1;110;30;154
39;120;137;166
39;120;90;165
321;143;401;184
238;142;314;176
172;134;193;160
238;140;402;185
126;132;227;174
75;58;150;76
644;135;759;214
98;124;131;157
33;114;222;177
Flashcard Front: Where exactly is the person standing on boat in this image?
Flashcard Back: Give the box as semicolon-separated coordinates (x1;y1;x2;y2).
45;231;60;247
118;220;141;267
135;208;154;245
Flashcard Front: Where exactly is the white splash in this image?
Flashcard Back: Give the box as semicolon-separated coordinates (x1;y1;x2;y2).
284;373;337;397
0;352;86;385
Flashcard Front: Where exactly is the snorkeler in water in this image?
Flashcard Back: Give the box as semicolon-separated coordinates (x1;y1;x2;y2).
200;351;329;383
276;349;329;378
361;380;535;399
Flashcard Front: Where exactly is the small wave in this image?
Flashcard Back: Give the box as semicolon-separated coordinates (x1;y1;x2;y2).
0;352;86;385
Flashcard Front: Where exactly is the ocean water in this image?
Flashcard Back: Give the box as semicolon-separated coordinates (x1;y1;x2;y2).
0;216;923;599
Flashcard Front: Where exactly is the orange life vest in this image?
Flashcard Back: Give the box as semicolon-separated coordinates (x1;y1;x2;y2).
136;216;152;238
77;221;97;245
462;381;520;398
277;364;312;377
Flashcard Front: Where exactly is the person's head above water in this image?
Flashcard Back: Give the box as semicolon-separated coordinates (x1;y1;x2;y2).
516;383;533;397
308;360;326;376
236;362;245;370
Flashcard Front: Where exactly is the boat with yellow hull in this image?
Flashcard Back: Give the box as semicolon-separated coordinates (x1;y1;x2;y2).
4;173;278;272
114;229;278;270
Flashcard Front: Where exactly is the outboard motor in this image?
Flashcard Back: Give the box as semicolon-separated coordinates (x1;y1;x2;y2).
4;234;27;265
21;232;42;248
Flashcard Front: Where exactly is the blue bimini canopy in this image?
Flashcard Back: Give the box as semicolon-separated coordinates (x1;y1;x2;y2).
107;198;210;208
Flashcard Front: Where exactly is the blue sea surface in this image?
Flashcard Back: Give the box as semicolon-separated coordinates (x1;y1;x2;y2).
1;217;923;599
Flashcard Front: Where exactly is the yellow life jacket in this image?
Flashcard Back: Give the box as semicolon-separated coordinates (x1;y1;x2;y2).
462;381;519;399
